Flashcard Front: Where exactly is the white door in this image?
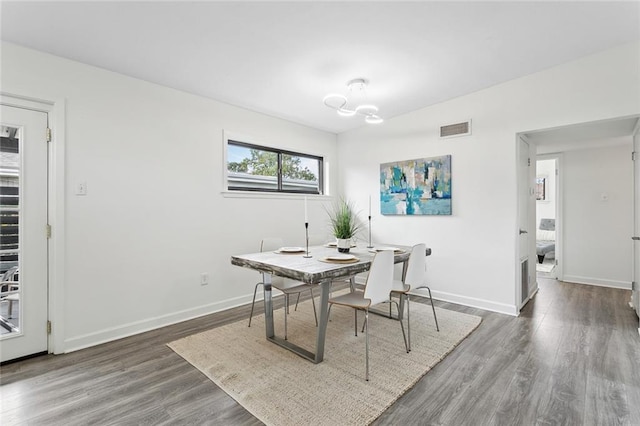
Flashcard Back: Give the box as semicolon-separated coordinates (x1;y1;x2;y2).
517;137;533;307
0;105;49;362
633;130;640;330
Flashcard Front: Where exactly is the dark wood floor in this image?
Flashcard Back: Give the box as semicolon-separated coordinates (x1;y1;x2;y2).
1;277;639;425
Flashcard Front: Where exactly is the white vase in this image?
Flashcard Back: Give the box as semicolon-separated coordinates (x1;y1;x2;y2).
336;238;351;253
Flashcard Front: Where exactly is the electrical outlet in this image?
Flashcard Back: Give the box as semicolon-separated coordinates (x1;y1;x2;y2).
200;273;209;286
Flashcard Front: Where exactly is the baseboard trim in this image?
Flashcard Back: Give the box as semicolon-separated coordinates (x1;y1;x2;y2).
63;294;255;353
64;282;521;353
423;289;518;316
562;275;631;290
356;275;518;316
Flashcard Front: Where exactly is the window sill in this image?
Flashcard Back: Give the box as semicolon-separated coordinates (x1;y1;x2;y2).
221;191;332;201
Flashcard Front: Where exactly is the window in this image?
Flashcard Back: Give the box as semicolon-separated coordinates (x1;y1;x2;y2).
227;140;323;194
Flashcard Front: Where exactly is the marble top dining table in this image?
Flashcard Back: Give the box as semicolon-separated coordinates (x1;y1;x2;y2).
231;244;431;363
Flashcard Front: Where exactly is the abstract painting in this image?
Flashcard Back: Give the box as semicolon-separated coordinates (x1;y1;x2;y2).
380;155;452;215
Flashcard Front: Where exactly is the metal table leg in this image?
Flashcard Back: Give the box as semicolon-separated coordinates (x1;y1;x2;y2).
263;276;332;364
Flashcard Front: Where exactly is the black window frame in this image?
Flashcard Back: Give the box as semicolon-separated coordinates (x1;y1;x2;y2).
226;140;324;195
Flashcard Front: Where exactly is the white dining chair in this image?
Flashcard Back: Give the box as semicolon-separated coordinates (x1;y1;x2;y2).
248;238;318;340
326;250;405;381
404;243;439;334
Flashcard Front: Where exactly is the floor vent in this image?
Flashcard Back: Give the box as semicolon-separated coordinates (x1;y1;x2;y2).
440;120;471;138
521;258;529;304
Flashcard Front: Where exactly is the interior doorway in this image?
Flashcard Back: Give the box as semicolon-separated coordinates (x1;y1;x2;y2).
535;156;560;280
521;115;638;299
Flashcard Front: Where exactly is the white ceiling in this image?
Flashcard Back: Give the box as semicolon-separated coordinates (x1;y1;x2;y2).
527;116;639;154
1;1;639;134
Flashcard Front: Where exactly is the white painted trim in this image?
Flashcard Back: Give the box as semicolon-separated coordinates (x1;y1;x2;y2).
48;98;66;355
427;289;518;316
62;273;522;353
360;273;519;316
222;190;332;201
0;92;66;355
515;135;535;311
563;275;632;290
63;294;256;353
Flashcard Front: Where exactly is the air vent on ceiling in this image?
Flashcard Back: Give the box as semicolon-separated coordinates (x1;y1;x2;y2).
440;120;471;138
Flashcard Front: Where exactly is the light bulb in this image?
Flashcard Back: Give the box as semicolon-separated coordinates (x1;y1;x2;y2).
337;108;356;117
355;104;378;115
323;94;347;109
365;115;384;124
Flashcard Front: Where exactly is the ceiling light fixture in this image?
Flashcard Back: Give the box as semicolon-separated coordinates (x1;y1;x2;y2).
323;78;383;124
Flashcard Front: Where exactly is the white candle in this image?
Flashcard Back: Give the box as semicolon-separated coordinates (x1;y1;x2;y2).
369;195;372;216
304;196;308;223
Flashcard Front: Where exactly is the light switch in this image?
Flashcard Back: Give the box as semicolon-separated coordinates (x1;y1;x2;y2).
76;182;87;196
600;192;609;202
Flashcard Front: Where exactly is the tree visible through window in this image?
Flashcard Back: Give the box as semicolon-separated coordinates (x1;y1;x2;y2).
227;140;322;194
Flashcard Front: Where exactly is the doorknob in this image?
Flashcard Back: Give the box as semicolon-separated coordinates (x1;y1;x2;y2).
633;236;640;241
519;229;528;234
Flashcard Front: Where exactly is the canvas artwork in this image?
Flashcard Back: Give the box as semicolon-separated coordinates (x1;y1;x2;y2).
380;155;452;215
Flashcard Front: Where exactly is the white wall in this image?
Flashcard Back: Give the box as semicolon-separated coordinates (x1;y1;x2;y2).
1;42;338;352
536;159;556;222
2;40;638;352
337;42;640;314
563;143;633;289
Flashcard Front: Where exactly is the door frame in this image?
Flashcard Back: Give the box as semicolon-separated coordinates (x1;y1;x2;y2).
1;92;66;355
516;135;537;311
633;119;640;334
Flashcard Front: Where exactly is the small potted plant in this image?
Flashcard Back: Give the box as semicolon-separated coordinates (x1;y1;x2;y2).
327;198;362;253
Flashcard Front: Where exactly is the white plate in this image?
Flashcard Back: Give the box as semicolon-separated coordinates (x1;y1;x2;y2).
369;246;401;253
279;247;305;253
326;254;356;261
325;242;357;248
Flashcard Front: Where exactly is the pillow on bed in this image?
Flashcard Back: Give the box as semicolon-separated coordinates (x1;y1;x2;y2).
537;229;555;241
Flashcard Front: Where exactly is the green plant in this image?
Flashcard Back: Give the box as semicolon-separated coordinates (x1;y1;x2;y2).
327;198;361;239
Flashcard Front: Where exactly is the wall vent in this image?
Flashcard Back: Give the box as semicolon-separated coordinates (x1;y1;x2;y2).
440;120;471;138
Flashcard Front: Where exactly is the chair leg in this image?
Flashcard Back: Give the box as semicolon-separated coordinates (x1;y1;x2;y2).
294;292;301;311
354;309;358;336
8;300;14;319
406;294;411;351
309;288;318;326
427;287;439;332
365;309;369;381
248;282;263;327
284;294;289;340
392;300;409;353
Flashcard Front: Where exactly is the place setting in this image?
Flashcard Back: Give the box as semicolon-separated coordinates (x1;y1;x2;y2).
274;246;306;255
368;246;406;254
324;241;357;248
318;253;360;264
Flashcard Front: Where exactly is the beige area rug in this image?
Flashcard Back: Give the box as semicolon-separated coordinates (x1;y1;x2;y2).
168;295;482;426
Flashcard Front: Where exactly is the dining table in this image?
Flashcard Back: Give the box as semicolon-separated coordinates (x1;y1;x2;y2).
231;243;432;364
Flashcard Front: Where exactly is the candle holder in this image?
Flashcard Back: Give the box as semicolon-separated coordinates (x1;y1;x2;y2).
303;222;312;258
367;215;374;248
